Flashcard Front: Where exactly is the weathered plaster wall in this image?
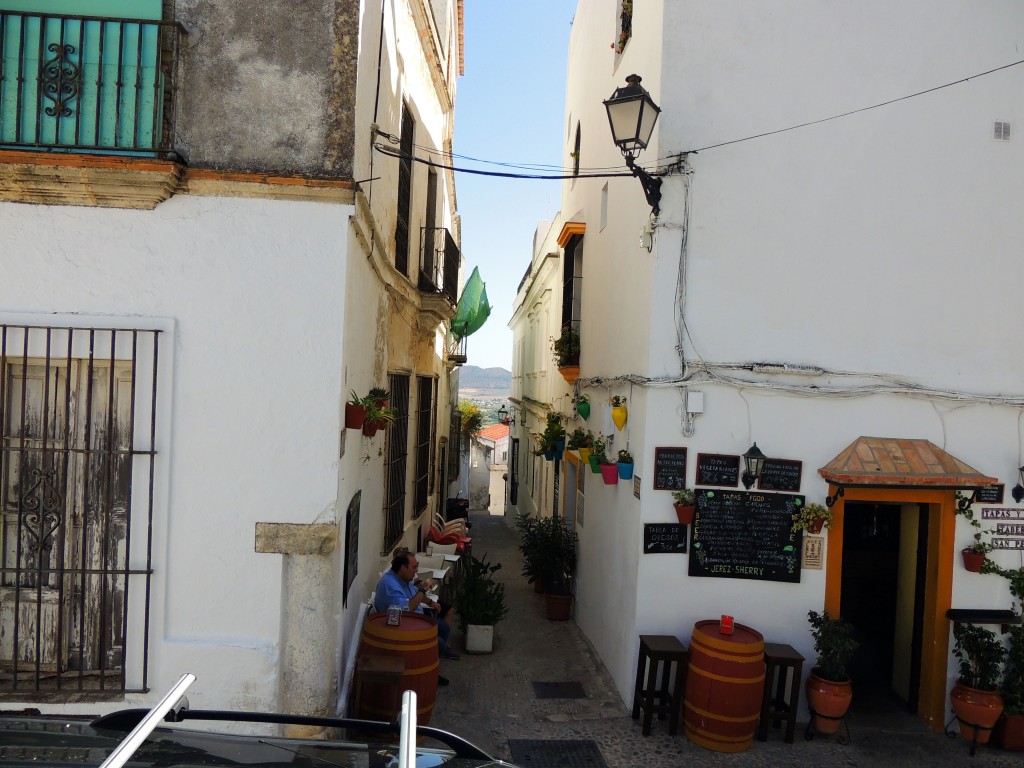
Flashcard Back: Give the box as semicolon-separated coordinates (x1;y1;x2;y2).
174;0;357;176
0;194;350;715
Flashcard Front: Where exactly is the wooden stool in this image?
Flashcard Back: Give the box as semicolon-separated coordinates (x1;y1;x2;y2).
758;642;804;743
631;634;688;736
354;654;405;720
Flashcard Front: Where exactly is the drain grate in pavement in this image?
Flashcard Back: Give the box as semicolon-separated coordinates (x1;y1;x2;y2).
508;739;608;768
532;681;587;699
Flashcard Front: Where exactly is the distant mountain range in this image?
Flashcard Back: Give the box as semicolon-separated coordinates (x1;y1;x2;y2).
459;365;511;396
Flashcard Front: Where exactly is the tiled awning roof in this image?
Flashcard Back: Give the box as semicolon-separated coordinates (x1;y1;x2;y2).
818;436;998;489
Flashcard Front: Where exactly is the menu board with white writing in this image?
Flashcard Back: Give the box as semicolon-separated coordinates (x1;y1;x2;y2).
688;490;804;583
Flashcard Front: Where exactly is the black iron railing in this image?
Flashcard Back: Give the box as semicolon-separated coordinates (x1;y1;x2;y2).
0;10;180;156
382;374;410;553
0;324;159;696
419;227;461;305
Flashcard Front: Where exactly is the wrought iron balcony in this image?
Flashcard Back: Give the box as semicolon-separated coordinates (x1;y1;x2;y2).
418;226;460;305
0;10;180;157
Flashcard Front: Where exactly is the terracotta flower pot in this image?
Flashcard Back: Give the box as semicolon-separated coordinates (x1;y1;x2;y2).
345;402;367;430
674;504;695;525
545;593;573;620
805;668;853;734
533;578;544;594
807;517;826;534
996;712;1024;751
961;548;985;572
599;463;619;485
950;680;1004;745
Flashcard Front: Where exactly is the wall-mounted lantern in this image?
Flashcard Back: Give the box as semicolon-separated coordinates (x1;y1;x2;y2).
741;443;766;490
603;74;663;215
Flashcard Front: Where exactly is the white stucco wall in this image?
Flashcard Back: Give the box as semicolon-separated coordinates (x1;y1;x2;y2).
0;194;350;713
551;0;1024;719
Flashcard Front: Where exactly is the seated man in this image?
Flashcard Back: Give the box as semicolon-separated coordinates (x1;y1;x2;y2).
374;548;459;661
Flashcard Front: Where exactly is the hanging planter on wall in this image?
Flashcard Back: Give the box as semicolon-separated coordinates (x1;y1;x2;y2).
610;396;627;431
599;463;619;485
576;396;590;421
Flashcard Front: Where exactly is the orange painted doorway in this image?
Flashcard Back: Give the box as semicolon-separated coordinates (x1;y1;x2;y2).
823;486;956;733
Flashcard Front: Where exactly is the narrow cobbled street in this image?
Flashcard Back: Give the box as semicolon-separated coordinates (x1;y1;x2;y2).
428;512;1021;768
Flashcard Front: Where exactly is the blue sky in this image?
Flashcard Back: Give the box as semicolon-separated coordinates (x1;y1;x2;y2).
454;1;578;371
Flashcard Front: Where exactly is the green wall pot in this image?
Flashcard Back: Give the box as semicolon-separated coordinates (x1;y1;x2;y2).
576;401;590;420
588;455;600;473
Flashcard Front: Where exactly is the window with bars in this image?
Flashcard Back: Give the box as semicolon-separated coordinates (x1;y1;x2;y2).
383;374;410;552
561;235;583;352
447;408;460;482
412;376;435;517
0;323;159;697
394;103;415;276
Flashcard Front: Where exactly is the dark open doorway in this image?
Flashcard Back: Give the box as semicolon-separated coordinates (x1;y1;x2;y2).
840;501;926;714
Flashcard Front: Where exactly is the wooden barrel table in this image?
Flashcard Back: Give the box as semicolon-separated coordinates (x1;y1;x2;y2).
357;611;439;723
683;619;765;752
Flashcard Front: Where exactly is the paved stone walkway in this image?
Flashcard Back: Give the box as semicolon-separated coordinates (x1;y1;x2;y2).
428;513;1021;768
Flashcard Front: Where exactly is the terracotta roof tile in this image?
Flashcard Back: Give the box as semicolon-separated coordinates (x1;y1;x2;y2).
818;436;997;488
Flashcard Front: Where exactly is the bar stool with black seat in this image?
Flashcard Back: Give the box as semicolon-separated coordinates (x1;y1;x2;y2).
758;642;804;743
632;634;688;736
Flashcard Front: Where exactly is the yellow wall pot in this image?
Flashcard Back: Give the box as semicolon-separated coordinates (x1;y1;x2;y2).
611;405;627;431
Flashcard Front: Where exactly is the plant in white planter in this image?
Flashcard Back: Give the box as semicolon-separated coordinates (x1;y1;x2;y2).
454;554;509;653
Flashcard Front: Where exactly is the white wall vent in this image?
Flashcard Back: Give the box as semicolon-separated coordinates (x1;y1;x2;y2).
994;121;1011;141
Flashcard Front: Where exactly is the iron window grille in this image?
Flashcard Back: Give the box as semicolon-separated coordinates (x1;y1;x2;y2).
394;103;414;276
418;227;461;305
412;376;435;517
382;374;410;552
0;324;159;697
0;9;181;157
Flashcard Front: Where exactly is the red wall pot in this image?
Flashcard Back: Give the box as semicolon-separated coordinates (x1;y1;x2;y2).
674;504;695;525
961;548;986;572
599;464;619;485
345;402;367;429
806;517;826;534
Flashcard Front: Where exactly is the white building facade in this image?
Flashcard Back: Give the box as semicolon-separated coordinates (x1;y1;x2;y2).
511;0;1024;733
0;0;466;724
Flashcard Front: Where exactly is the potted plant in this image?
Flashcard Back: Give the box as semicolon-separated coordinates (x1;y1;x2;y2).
956;491;992;572
533;516;578;620
368;386;390;408
454;553;509;654
617;448;634;480
539;412;565;461
589;437;607;474
599;451;619;485
805;610;858;734
950;622;1006;745
575;393;590;421
979;559;1024;749
362;399;396;437
345;391;368;430
791;502;832;535
997;624;1024;751
672;488;697;525
553;325;580;383
515;511;545;593
610;395;627;431
567;427;594;464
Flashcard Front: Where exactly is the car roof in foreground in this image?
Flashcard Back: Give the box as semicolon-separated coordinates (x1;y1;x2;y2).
0;712;511;768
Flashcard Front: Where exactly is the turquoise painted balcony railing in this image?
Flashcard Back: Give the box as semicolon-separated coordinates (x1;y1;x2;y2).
0;10;180;156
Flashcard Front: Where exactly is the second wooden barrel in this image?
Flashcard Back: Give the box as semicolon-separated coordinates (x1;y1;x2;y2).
683;619;765;752
357;611;439;723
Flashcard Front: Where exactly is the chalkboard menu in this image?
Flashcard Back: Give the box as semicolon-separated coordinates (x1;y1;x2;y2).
757;458;803;492
343;491;361;606
689;490;803;583
644;523;688;554
653;447;687;490
974;484;1004;504
696;453;740;487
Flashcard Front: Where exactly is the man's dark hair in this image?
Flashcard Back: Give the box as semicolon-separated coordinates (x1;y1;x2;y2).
391;549;412;572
